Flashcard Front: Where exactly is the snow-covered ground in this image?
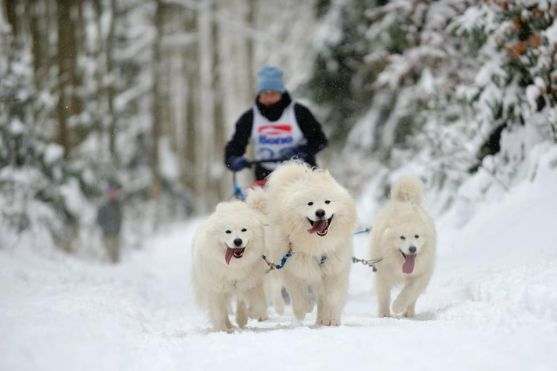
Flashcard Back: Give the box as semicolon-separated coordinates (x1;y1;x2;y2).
1;150;557;371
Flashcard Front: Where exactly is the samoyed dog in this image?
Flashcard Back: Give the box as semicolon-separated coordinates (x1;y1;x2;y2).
247;161;358;326
368;176;436;318
192;200;268;331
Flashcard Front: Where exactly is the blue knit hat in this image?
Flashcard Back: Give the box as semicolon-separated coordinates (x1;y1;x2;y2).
256;65;285;93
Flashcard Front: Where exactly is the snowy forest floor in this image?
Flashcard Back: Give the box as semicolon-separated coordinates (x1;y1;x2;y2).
2;164;557;371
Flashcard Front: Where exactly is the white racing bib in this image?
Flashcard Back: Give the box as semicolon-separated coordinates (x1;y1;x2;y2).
251;103;306;170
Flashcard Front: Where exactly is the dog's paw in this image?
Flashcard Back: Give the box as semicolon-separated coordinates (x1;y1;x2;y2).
317;318;340;326
212;324;233;333
248;301;268;321
292;297;313;320
292;306;307;321
253;312;268;321
378;310;391;318
392;298;407;315
236;312;248;328
403;307;415;318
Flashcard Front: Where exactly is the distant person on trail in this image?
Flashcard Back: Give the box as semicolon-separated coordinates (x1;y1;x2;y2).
224;65;328;182
96;185;122;263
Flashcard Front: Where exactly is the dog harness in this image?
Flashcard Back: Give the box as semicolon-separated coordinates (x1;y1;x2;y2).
262;245;294;273
352;256;383;272
261;227;380;272
261;244;327;273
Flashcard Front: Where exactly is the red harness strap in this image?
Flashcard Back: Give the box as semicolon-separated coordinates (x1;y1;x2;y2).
249;179;267;188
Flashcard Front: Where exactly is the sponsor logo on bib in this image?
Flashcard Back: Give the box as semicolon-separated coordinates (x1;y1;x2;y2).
258;124;293;145
258;124;292;136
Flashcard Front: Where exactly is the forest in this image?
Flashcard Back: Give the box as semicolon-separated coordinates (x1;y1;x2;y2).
1;0;556;255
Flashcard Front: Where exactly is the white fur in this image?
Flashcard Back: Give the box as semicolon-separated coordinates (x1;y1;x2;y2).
248;161;358;326
191;201;268;331
368;176;436;318
245;187;286;314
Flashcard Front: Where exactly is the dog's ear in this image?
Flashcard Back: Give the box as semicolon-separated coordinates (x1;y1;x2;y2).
316;169;334;181
382;227;392;238
215;202;226;213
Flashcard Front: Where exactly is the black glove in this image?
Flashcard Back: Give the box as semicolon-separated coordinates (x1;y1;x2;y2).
229;156;250;171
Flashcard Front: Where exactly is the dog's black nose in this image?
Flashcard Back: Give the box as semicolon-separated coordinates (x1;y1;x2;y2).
409;246;416;254
315;209;325;218
234;238;243;247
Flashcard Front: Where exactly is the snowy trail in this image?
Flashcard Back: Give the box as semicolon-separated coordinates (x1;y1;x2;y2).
2;166;557;370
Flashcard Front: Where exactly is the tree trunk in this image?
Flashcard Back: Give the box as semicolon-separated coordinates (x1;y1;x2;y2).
4;0;19;40
182;6;198;206
151;0;164;199
56;0;71;155
107;0;118;163
212;4;227;202
92;0;104;156
197;0;214;212
56;0;82;156
27;0;43;86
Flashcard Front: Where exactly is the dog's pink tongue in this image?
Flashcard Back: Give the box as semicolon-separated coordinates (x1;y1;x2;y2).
225;247;234;265
402;255;416;274
308;220;327;234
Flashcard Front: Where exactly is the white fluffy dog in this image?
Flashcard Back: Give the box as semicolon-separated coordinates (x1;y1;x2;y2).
191;201;268;331
368;176;436;318
247;161;358;326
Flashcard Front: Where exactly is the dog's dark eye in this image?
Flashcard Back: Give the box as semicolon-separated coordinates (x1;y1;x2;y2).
307;202;314;206
225;230;231;234
400;236;406;240
241;228;247;232
415;235;419;239
325;200;331;204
